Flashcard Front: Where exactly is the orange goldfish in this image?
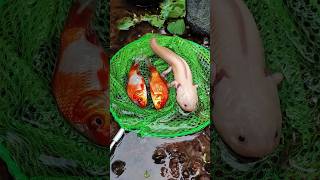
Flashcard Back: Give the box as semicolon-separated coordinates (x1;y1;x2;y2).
127;59;148;108
52;0;109;146
147;60;169;110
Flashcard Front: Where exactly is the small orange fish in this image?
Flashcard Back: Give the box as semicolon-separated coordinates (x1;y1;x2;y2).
52;0;109;146
127;59;148;108
147;60;169;109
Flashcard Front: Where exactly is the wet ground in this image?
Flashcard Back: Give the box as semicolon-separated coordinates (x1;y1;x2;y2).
111;131;210;180
110;0;211;179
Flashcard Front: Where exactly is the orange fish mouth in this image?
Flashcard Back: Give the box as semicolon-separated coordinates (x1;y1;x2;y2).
128;87;148;108
152;98;165;110
134;96;148;108
79;109;109;147
90;126;109;146
151;90;168;110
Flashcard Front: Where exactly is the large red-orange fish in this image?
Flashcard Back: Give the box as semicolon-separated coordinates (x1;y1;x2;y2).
127;59;148;108
147;60;168;109
52;0;109;146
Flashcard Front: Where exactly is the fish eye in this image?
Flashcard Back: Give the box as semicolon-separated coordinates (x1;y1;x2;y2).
238;135;245;142
184;104;187;107
95;118;102;125
92;117;104;127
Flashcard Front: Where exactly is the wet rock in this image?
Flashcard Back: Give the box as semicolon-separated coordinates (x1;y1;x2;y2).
182;167;190;178
154;133;210;179
160;166;168;177
169;158;180;178
111;160;126;176
178;152;187;164
204;162;211;173
186;0;210;36
152;148;167;164
189;159;202;175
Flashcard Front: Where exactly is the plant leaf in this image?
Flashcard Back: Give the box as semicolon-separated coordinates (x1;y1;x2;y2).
117;17;135;30
141;15;165;28
167;19;185;35
160;0;186;19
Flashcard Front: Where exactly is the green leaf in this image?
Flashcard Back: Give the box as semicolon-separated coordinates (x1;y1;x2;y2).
160;0;186;19
117;17;135;30
141;14;165;28
144;170;151;178
167;19;185;35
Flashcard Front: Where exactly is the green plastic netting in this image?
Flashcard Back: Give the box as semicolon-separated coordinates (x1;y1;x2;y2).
212;0;320;178
0;0;319;178
0;0;108;178
110;34;210;137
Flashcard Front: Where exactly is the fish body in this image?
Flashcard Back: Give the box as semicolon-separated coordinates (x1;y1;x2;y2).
150;38;198;112
52;0;109;146
147;60;169;110
212;0;283;157
127;60;148;108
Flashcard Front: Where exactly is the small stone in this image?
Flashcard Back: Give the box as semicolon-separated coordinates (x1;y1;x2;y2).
160;167;168;177
178;152;187;164
169;158;180;178
189;159;202;175
182;168;190;178
160;29;167;35
111;160;126;176
152;148;167;164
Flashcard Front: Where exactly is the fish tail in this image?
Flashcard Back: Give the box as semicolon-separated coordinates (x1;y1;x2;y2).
62;0;99;46
132;55;146;65
64;0;96;30
145;58;152;67
145;58;158;73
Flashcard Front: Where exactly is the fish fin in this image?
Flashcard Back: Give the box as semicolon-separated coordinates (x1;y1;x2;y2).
97;51;108;90
133;55;147;65
264;67;273;76
77;0;96;14
64;0;95;30
214;68;229;85
145;58;152;67
269;72;283;85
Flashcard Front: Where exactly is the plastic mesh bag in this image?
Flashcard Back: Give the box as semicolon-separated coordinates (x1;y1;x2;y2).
110;34;211;137
0;0;108;178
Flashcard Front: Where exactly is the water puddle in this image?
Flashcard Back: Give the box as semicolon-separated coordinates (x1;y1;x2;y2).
111;130;210;179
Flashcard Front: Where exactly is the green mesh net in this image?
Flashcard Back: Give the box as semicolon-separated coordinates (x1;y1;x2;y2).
212;0;320;178
0;0;108;178
110;34;210;137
